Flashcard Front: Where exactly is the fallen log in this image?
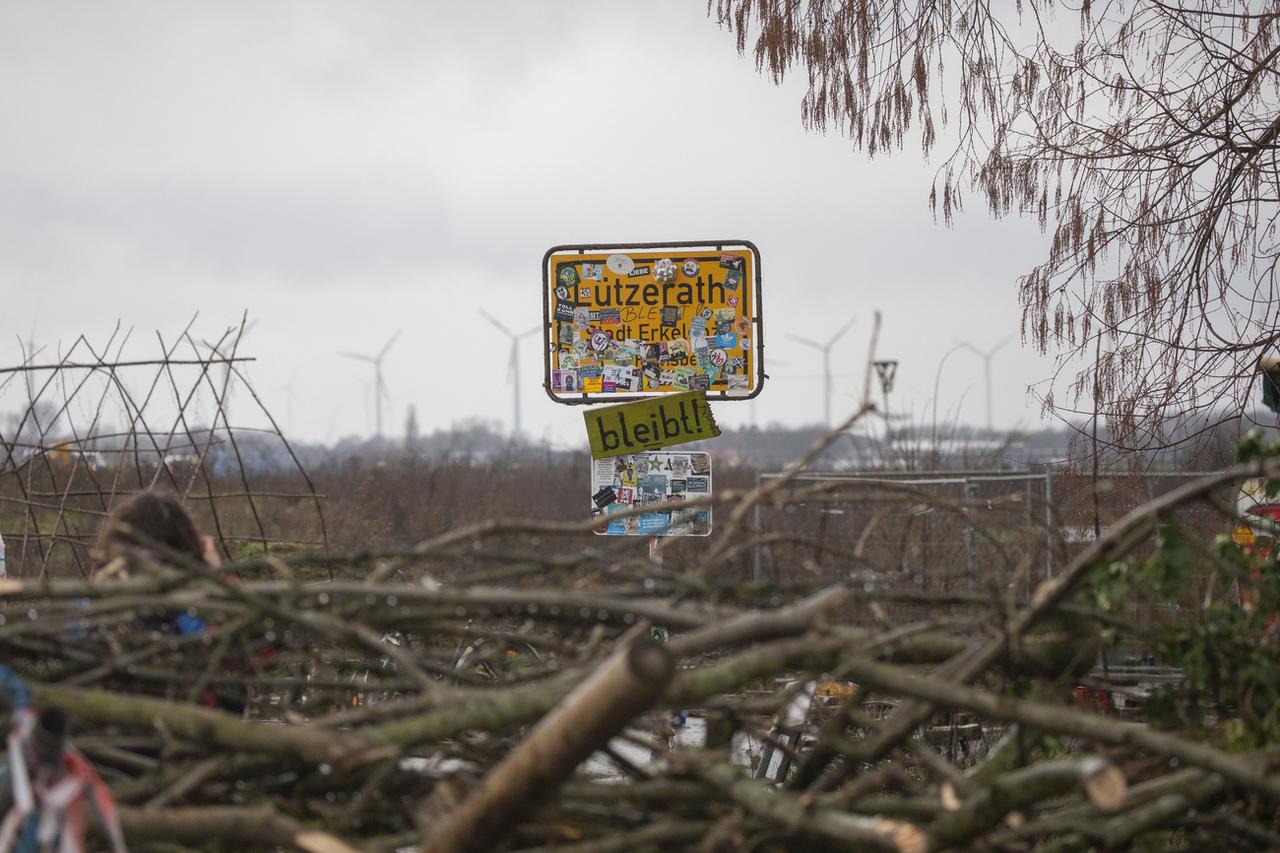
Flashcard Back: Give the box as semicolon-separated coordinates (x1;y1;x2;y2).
421;637;674;853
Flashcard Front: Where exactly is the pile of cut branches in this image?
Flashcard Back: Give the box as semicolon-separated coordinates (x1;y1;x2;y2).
2;447;1279;852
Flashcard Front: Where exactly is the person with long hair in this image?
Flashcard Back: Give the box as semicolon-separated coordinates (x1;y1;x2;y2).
92;491;219;581
90;492;253;713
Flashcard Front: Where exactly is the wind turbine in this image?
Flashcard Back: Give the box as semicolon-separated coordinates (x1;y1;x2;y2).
12;333;48;465
478;309;540;437
957;335;1014;431
273;371;298;438
788;317;856;428
21;323;41;406
199;319;258;420
340;329;401;438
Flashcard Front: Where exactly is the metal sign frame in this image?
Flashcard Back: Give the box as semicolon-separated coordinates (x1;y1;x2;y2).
542;240;766;405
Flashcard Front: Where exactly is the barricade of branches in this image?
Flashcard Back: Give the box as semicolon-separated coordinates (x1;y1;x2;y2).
0;318;327;579
1;418;1279;851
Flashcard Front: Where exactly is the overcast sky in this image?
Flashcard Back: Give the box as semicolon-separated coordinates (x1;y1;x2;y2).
0;1;1057;447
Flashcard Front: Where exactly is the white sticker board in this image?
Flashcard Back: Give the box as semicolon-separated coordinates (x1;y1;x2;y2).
589;451;712;536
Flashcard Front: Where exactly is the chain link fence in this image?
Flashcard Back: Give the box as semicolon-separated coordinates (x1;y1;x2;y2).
751;468;1237;607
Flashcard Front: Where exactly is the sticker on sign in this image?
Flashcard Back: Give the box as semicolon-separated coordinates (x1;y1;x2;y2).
590;452;712;537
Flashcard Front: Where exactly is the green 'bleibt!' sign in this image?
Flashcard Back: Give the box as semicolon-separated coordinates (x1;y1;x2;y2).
585;390;719;459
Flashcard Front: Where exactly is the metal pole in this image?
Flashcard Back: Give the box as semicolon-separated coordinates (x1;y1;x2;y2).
513;342;521;437
963;478;977;592
375;366;383;438
1044;467;1054;579
932;344;965;464
883;384;891;456
984;355;993;431
822;349;831;428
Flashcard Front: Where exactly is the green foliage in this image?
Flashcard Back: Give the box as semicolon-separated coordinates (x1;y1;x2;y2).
1086;433;1280;747
1160;553;1280;748
232;541;269;561
1089;520;1198;610
1236;427;1280;496
1093;535;1280;745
